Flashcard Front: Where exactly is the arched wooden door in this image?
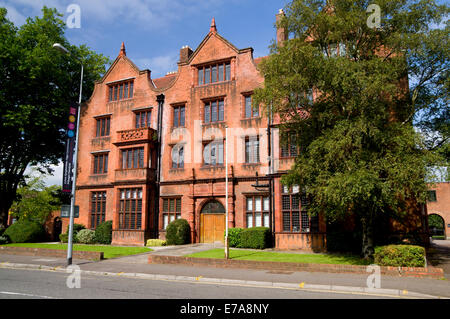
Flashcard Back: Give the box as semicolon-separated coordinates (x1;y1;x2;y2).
200;200;225;243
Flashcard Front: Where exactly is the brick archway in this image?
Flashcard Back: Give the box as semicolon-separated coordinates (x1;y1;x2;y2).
199;199;225;243
428;213;446;238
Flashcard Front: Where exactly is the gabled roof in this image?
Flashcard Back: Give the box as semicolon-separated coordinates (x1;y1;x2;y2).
98;42;141;84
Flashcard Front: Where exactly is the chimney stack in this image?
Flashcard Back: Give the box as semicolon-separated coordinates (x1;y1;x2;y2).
276;9;287;46
179;45;193;64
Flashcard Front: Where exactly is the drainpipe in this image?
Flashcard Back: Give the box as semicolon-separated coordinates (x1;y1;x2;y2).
268;102;276;248
155;94;165;238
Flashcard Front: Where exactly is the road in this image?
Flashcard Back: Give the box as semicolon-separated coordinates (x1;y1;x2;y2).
0;268;395;299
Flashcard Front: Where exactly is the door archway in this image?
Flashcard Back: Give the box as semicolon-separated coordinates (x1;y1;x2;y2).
200;200;225;243
428;214;446;238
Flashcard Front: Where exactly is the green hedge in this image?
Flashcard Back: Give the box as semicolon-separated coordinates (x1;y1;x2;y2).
166;219;191;245
374;245;426;267
94;220;112;244
3;220;46;243
60;223;86;243
238;227;272;249
225;228;244;247
146;239;166;246
76;229;96;244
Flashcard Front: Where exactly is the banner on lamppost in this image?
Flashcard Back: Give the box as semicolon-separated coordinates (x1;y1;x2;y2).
62;105;78;193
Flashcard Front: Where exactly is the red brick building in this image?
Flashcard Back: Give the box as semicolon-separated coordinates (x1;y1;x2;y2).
73;12;326;249
427;182;450;239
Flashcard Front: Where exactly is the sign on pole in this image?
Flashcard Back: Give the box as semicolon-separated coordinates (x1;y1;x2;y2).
61;205;79;218
62;105;78;193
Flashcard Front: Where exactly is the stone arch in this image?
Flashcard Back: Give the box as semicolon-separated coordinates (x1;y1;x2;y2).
198;199;226;243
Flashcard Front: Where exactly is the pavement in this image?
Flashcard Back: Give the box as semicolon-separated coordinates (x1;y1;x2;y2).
0;241;449;299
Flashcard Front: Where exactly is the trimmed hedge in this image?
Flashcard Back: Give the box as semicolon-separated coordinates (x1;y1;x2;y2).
59;224;86;243
76;229;96;244
3;220;46;243
146;239;166;246
0;235;9;245
166;219;191;245
94;220;112;244
374;245;426;267
226;228;244;247
238;227;272;249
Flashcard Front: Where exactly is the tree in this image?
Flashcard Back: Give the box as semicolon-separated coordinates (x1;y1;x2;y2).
9;171;62;224
254;0;449;258
0;7;110;227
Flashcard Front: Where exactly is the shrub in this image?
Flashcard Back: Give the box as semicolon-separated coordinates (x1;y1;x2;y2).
94;220;112;244
238;227;272;249
374;245;426;267
59;232;68;243
146;239;166;246
0;235;9;245
63;223;86;243
3;220;45;243
225;228;244;247
76;229;96;244
166;219;191;245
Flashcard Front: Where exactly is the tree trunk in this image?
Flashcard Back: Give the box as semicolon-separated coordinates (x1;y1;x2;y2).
0;199;12;229
361;215;375;260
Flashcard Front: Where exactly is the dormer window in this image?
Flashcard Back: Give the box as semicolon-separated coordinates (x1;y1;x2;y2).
198;61;231;85
109;80;134;101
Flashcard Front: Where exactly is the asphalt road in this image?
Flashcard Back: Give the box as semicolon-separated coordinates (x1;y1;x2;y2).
0;268;394;299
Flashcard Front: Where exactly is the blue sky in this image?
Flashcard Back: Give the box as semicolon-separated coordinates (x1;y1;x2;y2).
1;0;289;78
1;0;289;186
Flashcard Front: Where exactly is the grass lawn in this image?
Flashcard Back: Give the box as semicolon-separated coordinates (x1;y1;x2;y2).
0;243;152;259
186;249;370;265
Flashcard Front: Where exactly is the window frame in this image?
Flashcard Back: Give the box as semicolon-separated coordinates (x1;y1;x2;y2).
118;188;143;230
244;136;260;164
108;80;134;102
171;145;184;169
202;140;224;167
93;152;109;174
95;116;111;137
135;110;151;129
121;147;145;169
162;198;182;230
173;105;186;128
280;133;298;158
243;94;259;118
90;191;106;229
245;195;270;228
197;61;231;86
203;98;224;124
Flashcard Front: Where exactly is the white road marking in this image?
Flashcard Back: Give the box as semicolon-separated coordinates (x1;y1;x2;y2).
0;291;56;299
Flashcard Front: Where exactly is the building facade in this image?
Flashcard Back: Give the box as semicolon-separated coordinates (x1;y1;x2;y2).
427;182;450;239
73;12;327;250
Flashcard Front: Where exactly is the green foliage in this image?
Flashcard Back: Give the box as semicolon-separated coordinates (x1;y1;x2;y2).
3;220;45;243
238;227;272;249
0;236;9;245
226;228;244;248
60;223;86;243
146;239;166;247
94;220;112;245
165;219;191;245
9;173;62;224
254;0;449;258
76;229;96;244
0;6;110;228
428;214;445;229
374;245;426;267
59;232;68;243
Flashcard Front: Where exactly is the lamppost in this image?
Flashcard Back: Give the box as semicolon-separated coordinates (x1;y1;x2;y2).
53;43;84;266
225;126;229;259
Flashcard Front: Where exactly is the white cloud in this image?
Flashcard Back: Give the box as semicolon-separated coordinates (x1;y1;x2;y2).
2;0;229;30
134;53;179;78
0;2;27;25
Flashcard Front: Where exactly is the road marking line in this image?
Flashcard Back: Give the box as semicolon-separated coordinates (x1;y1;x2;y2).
0;291;56;299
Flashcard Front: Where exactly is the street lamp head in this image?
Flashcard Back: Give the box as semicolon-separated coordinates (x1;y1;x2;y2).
52;43;70;55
